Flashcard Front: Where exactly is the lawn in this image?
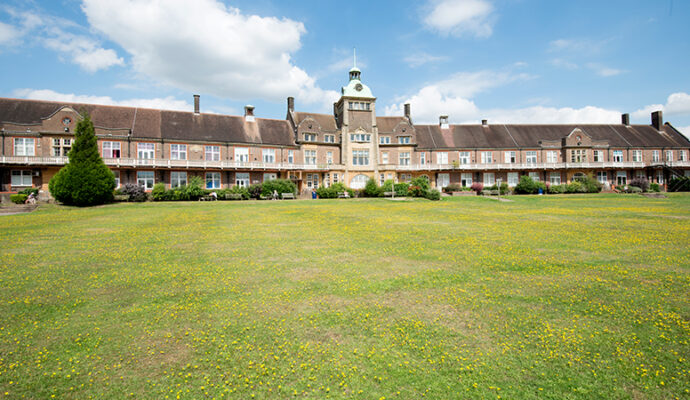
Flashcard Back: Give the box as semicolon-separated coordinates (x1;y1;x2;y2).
0;194;689;399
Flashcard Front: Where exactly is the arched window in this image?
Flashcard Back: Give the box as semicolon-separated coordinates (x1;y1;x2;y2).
350;174;369;189
573;172;586;182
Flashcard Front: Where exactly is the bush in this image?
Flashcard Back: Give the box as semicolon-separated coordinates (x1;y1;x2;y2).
470;182;484;194
19;187;39;197
184;176;206;200
514;175;537;194
394;183;410;197
443;183;463;193
151;183;167;201
668;177;690;192
121;184;147;202
548;184;566;194
227;185;250;200
409;176;431;197
425;189;441;200
629;177;650;192
381;179;394;194
261;179;297;197
248;183;263;199
363;178;382;197
10;194;28;204
49;113;115;206
649;182;660;192
315;182;354;199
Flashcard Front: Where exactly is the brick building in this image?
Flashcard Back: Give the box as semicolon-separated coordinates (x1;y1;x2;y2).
1;66;689;197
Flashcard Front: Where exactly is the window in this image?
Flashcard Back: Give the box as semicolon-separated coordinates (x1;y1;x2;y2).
570;149;587;163
324;173;331;187
52;138;71;156
420;152;426;165
263;173;277;182
348;102;370;111
235;147;249;163
680;151;687;162
102;141;121;158
632;150;642;162
352;150;369;165
613;150;624;163
262;149;275;163
507;172;519;186
436;152;448;164
305;150;317;165
380;136;390;144
399;173;411;183
287;150;294;164
381;152;389;164
235;172;249;187
327;151;333;165
483;172;495;185
596;171;608;183
529;172;540;181
205;145;220;161
379;173;385;186
437;173;450;189
14;138;35;156
593;150;603;162
350;133;371;142
113;170;120;188
398;136;411;144
458;152;470;164
526;151;537;164
652;150;660;162
399;152;410;165
306;173;320;188
550;172;561;185
666;150;673;162
333;173;339;184
170;171;187;188
461;173;472;187
170;144;187;160
324;134;335;143
481;152;492;164
137;171;154;190
656;172;664;184
11;170;32;187
138;143;155;159
547;151;558;163
303;133;317;142
206;172;221;189
616;171;627;185
505;151;516;163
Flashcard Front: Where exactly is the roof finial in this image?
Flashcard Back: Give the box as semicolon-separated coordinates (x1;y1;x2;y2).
353;47;357;69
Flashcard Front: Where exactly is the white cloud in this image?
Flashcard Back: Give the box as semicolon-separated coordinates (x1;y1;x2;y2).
81;0;339;110
403;52;448;68
550;58;578;70
0;21;19;44
423;0;494;38
481;106;620;124
632;92;690;119
585;63;624;77
13;88;191;111
548;38;606;54
676;126;690;139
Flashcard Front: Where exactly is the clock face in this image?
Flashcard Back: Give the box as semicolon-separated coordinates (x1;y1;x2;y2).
355;83;363;91
62;117;71;126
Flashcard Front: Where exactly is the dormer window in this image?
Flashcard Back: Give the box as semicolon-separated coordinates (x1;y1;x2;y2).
398;136;411;144
349;102;370;111
324;134;335;143
350;133;371;142
303;133;317;142
380;136;391;144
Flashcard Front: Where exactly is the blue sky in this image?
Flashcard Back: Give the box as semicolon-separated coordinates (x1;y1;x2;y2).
1;0;689;135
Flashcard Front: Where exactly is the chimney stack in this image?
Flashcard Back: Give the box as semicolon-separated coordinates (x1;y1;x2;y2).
244;105;255;122
287;97;295;113
439;115;449;129
193;94;200;114
481;119;488;126
651;110;663;130
404;103;411;121
621;113;630;126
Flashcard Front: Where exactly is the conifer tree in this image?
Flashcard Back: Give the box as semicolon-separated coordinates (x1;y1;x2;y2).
49;112;115;206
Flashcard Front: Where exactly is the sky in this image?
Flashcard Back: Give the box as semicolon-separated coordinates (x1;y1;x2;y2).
1;0;689;136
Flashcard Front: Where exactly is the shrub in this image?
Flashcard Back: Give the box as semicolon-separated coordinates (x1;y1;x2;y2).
470;182;484;194
49;113;115;206
316;183;354;199
363;178;382;197
628;186;643;193
10;194;28;204
394;183;410;197
261;179;297;197
151;183;167;201
668;177;690;192
629;177;650;192
580;174;603;193
548;184;566;194
381;179;394;194
184;176;206;200
408;176;431;197
649;182;660;192
121;183;147;202
227;185;250;200
514;175;537;194
19;187;39;197
248;183;263;199
425;189;441;200
443;183;463;193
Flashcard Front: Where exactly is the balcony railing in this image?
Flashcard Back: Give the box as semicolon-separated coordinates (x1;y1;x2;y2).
390;161;649;171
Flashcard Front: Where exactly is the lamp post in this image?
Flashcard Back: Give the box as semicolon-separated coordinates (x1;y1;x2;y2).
496;178;502;200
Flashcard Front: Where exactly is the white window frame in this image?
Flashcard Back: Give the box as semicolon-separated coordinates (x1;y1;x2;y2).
303;133;317;142
327;151;333;165
529;172;540;181
305;150;317;165
458;152;470;164
352;150;369;166
11;170;32;187
505;151;516;163
437;173;450;189
398;136;411;144
381;152;388;164
263;173;277;182
632;150;642;162
113;170;120;188
14;138;35;156
287;150;294;164
483;172;495;186
399;152;410;165
205;145;220;161
652;150;660;162
138;143;155;159
507;172;519;187
436;152;448;164
525;151;537;164
262;148;275;164
481;152;493;164
235;147;249;163
461;173;472;187
550;172;561;185
324;134;335;143
679;150;687;161
547;151;558;163
593;150;603;162
170;144;187;160
205;172;221;189
52;138;71;156
596;171;608;183
666;150;673;162
613;150;624;163
102;141;121;158
379;136;390;144
137;171;155;190
235;172;249;187
616;171;627;185
420;152;426;165
170;171;187;188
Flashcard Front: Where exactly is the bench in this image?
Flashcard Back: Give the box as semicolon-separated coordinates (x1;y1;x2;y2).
281;193;295;200
199;195;217;201
383;191;395;197
224;193;243;200
482;190;499;196
114;194;130;202
338;191;350;198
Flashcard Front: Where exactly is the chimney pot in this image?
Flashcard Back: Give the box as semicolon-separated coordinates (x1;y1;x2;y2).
245;105;255;122
481;119;488;126
621;113;630;126
404;103;411;120
287;97;295;113
439;115;449;129
651;110;663;130
193;94;200;114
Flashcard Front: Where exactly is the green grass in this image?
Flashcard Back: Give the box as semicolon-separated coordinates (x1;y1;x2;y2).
1;194;689;399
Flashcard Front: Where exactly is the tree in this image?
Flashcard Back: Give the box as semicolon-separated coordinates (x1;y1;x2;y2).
49;112;115;206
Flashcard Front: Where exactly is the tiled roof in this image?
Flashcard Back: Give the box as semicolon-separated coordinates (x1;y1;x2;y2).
292;112;338;131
